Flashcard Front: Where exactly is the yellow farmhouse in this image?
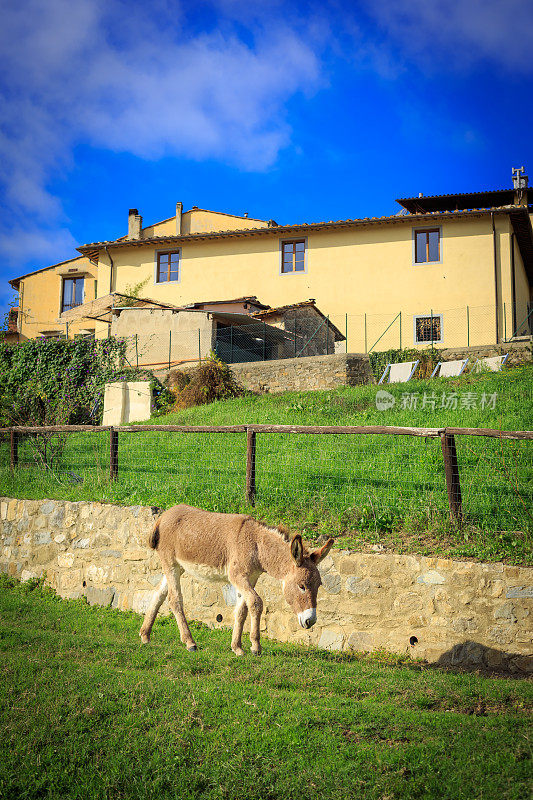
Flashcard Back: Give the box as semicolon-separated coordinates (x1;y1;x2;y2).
9;174;533;354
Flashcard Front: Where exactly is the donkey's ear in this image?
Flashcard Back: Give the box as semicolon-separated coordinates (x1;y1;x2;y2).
290;534;304;566
310;538;334;564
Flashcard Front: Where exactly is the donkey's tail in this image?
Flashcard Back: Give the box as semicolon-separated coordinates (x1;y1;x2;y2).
148;516;161;550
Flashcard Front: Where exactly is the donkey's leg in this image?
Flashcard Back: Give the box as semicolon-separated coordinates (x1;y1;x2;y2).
139;575;168;644
231;591;248;656
229;573;262;655
166;565;198;652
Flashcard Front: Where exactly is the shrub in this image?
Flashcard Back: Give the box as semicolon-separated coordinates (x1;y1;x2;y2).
169;353;245;409
369;346;439;381
0;336;172;426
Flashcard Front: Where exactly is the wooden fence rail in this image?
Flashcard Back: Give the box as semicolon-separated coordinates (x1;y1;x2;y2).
2;424;532;522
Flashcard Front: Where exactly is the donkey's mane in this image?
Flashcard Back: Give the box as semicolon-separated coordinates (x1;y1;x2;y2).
263;522;310;556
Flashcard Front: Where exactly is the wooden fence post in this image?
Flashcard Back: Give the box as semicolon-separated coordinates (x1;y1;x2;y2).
10;429;18;472
110;427;119;481
245;428;256;505
441;432;462;522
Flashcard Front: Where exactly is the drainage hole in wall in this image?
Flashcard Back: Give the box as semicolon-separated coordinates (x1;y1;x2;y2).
216;614;223;623
409;636;418;647
82;580;86;587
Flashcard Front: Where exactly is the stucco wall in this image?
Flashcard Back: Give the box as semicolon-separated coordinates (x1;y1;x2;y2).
17;255;97;340
111;308;215;367
1;498;531;673
94;215;511;352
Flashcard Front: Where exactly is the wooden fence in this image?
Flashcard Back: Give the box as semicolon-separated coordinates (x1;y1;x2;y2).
3;424;532;522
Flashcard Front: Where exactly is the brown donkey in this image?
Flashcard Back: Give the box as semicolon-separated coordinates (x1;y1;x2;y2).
140;504;334;655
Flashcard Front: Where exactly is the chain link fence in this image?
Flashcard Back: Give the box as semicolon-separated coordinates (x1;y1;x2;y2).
114;303;531;371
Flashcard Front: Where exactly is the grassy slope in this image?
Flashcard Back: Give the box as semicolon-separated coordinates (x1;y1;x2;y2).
1;365;532;564
0;577;531;800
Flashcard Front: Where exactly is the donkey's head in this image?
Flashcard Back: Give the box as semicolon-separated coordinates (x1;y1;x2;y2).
282;535;334;629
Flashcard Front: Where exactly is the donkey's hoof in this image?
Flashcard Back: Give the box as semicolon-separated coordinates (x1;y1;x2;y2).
140;632;150;644
251;646;262;656
232;647;244;657
187;644;198;652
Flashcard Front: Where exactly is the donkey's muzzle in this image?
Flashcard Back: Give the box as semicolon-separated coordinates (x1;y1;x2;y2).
298;608;317;629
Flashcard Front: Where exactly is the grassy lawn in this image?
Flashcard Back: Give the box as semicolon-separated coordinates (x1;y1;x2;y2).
0;576;531;800
1;365;532;564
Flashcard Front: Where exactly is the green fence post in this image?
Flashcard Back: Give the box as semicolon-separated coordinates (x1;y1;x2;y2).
364;314;367;353
467;306;470;347
504;302;507;342
399;311;402;350
345;313;348;354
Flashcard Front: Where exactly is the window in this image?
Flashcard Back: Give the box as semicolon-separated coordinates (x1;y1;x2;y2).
414;314;443;344
414;228;440;263
281;240;306;273
61;277;84;313
156;250;180;282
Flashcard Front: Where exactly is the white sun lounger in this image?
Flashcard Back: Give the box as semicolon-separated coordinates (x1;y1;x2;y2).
473;354;509;372
378;360;419;384
430;358;469;378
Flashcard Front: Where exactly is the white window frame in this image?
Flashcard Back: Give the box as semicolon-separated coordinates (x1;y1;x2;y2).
412;226;443;265
413;313;443;345
154;248;181;284
279;238;308;275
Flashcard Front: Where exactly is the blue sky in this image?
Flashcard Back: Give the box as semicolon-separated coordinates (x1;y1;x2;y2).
1;0;533;316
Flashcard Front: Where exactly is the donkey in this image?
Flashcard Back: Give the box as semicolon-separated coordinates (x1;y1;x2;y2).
140;504;334;655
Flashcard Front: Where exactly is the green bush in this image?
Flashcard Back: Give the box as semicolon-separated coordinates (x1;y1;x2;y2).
369;346;440;380
0;336;171;426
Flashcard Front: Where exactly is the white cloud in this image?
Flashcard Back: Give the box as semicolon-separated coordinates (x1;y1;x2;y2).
365;0;533;73
0;0;321;271
0;227;78;268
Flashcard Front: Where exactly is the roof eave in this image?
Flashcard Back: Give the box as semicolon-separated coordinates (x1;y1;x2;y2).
77;208;507;255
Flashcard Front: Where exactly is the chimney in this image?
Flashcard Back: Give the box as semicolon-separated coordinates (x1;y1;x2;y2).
128;208;143;240
512;166;529;205
176;202;183;235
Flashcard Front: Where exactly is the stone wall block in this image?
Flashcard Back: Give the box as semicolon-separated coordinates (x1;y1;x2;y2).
60;569;83;591
321;571;341;594
85;586;116;607
318;629;345;651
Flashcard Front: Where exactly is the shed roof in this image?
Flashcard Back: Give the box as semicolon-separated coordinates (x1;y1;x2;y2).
396;188;531;214
58;293;181;324
251;300;345;341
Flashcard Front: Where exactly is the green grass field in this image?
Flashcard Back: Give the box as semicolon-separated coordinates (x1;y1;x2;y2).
1;365;532;564
0;576;531;800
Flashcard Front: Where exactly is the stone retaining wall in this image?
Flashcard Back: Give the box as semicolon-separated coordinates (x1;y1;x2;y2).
227;353;374;393
440;340;531;367
1;498;531;673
